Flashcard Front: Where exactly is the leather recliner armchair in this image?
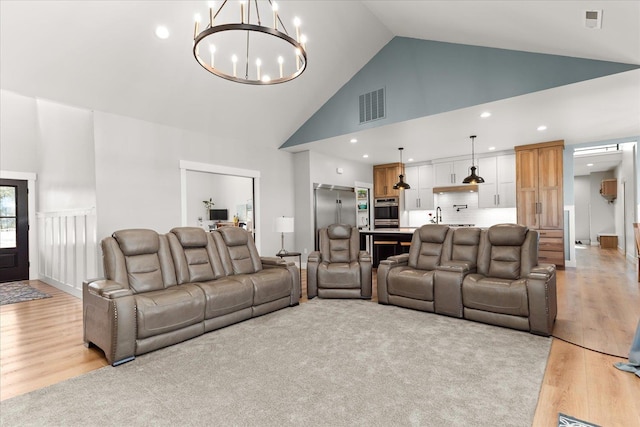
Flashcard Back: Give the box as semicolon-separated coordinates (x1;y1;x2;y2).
462;223;557;336
307;224;372;299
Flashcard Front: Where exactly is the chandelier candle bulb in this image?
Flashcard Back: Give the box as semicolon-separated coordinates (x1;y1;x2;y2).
193;14;201;39
232;54;238;77
272;2;279;29
278;56;284;78
256;58;261;80
296;48;301;70
300;34;307;51
209;44;216;67
294;17;301;42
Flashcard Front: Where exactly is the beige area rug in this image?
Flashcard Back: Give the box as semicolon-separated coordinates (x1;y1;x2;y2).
0;299;551;426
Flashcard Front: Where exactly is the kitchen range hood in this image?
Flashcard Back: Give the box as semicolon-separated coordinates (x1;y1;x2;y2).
432;184;479;194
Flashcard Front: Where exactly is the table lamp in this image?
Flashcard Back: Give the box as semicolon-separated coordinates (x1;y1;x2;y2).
274;216;294;255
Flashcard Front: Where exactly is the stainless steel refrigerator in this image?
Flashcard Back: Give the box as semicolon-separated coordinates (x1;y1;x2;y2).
313;184;357;250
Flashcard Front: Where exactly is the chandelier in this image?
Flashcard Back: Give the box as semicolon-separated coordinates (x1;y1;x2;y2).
192;0;308;85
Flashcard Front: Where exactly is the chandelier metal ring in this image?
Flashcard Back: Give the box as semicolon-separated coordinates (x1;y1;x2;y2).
193;23;307;85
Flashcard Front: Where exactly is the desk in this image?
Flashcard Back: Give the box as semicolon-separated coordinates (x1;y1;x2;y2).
276;252;302;297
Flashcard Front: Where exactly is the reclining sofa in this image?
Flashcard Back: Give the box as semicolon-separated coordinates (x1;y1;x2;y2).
377;223;557;336
83;226;300;365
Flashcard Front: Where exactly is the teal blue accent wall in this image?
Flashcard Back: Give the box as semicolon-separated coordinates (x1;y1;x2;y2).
282;37;639;148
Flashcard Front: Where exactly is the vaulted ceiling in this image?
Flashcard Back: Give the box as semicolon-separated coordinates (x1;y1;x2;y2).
2;1;639;165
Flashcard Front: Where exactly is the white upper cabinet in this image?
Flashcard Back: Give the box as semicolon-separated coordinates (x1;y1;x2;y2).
478;154;516;208
404;165;434;210
434;159;471;186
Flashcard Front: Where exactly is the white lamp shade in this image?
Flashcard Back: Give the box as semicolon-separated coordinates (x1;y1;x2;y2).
274;216;294;233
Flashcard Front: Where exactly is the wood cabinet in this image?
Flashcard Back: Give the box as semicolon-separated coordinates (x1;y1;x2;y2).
404;164;434;210
600;179;617;202
515;140;564;267
478;154;516;208
433;159;471;186
373;163;402;198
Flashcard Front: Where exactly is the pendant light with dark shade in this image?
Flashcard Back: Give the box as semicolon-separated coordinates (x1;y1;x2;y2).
462;135;485;184
393;147;411;190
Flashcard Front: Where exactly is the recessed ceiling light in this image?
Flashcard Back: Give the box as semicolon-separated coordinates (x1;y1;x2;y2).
407;158;414;162
480;112;491;118
537;125;547;131
350;138;357;143
587;163;594;167
488;146;496;151
362;154;369;158
155;25;170;39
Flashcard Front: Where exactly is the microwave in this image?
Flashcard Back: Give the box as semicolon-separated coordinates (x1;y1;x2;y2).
374;197;399;220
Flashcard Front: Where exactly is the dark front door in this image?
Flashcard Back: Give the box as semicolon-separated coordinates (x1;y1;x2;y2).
0;179;29;282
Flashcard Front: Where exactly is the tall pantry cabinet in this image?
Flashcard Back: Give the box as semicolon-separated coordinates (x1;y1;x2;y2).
515;140;565;267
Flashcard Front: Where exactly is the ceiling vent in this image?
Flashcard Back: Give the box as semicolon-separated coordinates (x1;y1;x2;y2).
584;10;602;29
359;88;385;124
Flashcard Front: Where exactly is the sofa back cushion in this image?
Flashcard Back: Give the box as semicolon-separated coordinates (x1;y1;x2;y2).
482;223;529;280
169;227;226;283
408;225;451;270
320;224;358;263
103;229;177;293
450;227;481;265
212;227;262;275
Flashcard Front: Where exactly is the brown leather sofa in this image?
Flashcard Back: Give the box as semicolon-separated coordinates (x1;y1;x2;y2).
377;223;557;336
83;226;300;366
307;224;372;299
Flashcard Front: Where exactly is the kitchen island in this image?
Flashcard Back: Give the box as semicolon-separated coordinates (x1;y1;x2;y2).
359;228;417;267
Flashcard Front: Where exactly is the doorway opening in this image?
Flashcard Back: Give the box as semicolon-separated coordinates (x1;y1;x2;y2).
0;179;29;282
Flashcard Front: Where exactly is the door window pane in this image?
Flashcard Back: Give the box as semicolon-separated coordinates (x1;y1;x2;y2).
0;218;16;249
0;186;16;216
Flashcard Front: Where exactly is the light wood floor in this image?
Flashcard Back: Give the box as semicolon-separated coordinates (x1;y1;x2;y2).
2;246;639;426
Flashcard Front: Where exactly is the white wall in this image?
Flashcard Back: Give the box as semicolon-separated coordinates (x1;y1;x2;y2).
615;142;637;259
0;90;39;173
574;175;591;243
92;111;294;260
36;99;97;212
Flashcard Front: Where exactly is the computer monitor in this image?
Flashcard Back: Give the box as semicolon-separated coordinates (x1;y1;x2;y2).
209;209;228;221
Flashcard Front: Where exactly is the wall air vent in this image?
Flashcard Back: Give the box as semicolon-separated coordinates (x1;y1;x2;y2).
359;88;385;124
584;10;602;29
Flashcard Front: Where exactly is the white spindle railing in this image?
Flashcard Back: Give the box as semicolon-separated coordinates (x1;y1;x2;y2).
37;208;98;298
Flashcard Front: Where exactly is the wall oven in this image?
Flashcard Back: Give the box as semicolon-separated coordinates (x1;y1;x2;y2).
374;197;399;229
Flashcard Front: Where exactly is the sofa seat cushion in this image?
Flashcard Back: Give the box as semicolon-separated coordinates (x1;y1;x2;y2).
239;269;291;305
195;278;253;319
462;274;529;316
387;267;435;301
134;284;205;339
317;262;361;289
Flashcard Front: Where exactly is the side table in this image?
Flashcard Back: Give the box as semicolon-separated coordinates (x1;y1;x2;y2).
276;251;302;297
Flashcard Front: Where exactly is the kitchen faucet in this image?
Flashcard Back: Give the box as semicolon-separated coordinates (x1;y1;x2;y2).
436;206;442;224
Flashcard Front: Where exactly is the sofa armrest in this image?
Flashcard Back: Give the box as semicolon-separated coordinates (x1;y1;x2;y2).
307;251;321;263
526;265;557;336
380;253;409;267
86;279;133;299
377;254;409;304
306;251;321;299
260;257;290;267
358;251;371;263
83;279;136;366
527;264;555;280
436;261;476;274
358;251;372;298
